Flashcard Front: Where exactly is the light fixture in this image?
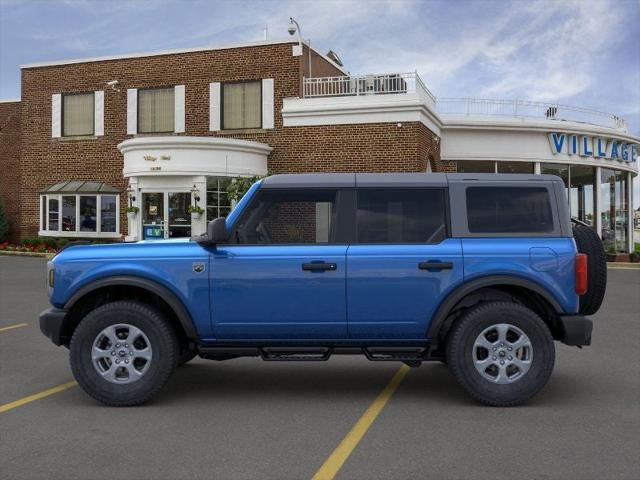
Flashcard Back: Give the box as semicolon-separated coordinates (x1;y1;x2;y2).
126;187;136;204
288;17;311;76
191;185;201;203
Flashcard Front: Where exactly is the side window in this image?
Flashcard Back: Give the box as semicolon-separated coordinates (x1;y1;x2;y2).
356;189;447;243
235;190;337;244
466;187;554;233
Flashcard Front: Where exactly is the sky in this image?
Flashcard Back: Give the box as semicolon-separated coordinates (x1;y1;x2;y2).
1;0;639;203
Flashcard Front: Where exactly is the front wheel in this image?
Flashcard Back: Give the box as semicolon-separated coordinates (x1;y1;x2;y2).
446;302;555;407
70;301;179;406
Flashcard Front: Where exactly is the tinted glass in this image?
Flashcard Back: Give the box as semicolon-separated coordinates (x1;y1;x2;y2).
356;189;446;243
466;187;554;233
62;196;76;232
101;195;117;233
236;190;337;244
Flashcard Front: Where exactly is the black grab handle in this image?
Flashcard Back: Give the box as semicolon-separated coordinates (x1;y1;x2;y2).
302;262;337;272
418;261;453;270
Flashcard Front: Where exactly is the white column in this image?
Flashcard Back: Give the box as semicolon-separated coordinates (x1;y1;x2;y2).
628;171;633;253
125;177;140;242
595;166;602;239
534;162;541;174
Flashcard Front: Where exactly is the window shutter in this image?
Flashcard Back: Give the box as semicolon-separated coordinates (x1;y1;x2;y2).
51;94;61;138
127;88;137;135
174;85;185;133
209;82;221;131
262;78;274;129
94;91;104;136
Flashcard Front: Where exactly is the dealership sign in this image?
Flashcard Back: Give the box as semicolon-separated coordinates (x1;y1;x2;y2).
548;133;637;163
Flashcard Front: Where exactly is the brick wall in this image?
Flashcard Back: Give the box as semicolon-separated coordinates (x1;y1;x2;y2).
0;101;21;241
16;41;440;239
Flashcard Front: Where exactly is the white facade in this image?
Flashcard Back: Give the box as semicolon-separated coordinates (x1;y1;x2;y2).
118;136;271;241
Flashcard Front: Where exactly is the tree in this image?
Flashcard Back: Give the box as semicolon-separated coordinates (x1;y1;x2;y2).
0;197;9;242
226;175;267;204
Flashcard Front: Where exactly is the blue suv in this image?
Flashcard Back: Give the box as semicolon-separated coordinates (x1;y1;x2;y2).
39;173;606;407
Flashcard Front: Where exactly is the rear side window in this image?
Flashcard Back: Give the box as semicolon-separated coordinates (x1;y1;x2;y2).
466;187;554;233
356;189;447;243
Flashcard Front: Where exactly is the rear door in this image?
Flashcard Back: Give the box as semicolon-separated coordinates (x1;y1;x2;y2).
210;188;349;340
347;187;463;340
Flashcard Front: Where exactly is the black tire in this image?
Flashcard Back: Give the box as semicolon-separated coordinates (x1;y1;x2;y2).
572;224;607;315
70;301;178;407
177;349;197;366
446;302;555;407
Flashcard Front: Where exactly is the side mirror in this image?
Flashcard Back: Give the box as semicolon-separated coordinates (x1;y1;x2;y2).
207;217;230;244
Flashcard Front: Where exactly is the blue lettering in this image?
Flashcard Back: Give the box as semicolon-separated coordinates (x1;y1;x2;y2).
580;136;593;156
570;135;578;155
621;143;628;161
632;144;638;162
610;141;618;159
596;138;607;157
551;133;565;153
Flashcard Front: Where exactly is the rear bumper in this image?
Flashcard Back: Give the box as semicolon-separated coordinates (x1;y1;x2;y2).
39;307;69;346
558;315;593;346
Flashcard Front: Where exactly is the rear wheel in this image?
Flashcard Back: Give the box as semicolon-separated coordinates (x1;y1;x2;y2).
572;224;607;315
446;301;555;407
70;301;178;406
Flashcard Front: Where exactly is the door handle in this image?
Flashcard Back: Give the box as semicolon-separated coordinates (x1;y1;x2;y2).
302;262;337;272
418;261;453;270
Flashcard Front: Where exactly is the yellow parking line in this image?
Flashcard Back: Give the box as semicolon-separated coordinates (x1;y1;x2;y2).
0;323;28;332
312;364;410;480
0;381;78;414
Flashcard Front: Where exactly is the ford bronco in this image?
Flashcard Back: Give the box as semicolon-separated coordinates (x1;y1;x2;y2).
39;173;606;406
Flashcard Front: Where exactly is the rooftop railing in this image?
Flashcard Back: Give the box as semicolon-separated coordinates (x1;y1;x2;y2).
436;98;628;131
303;72;436;103
301;74;627;131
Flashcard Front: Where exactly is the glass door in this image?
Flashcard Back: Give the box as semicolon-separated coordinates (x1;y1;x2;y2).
141;192;192;239
142;192;165;239
168;192;191;238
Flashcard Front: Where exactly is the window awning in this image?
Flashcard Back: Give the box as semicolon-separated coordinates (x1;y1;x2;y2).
41;181;120;194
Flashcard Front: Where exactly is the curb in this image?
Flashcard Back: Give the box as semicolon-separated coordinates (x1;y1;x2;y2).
0;251;56;260
607;262;640;269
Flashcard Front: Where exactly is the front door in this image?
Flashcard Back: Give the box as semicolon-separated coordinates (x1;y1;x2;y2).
210;189;348;340
141;192;191;239
346;188;464;340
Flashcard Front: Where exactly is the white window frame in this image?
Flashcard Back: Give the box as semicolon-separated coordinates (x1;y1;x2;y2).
39;193;121;238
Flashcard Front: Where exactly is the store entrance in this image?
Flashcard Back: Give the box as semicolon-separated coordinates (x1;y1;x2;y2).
141;192;191;239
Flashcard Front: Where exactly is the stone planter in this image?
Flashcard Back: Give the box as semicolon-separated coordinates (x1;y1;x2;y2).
191;212;203;221
127;212;137;222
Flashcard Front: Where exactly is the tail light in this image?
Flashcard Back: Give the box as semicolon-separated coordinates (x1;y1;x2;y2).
575;253;588;295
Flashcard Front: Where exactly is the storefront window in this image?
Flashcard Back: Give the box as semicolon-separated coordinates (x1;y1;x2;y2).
541;163;569;203
601;169;629;253
40;193;119;237
497;162;534;174
569;165;595;227
207;177;233;221
456;160;495;173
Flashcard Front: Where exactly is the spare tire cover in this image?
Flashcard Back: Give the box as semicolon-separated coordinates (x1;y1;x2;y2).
572;225;607;315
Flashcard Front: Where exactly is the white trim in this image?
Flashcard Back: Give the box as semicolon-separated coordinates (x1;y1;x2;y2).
262;78;275;129
174;85;185;133
0;98;20;103
282;94;442;135
209;82;221;131
94;90;104;136
127;89;137;135
19;39;348;74
38;231;122;239
51;94;61;138
39;193;121;237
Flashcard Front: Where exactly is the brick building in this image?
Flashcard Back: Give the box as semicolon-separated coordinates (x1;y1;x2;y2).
0;38;637;251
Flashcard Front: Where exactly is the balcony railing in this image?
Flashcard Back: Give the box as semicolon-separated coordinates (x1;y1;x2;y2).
303;72;436;103
437;98;628;131
301;74;627;131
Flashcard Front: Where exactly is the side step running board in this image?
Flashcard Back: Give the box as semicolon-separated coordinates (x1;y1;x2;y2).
261;347;332;361
363;347;427;362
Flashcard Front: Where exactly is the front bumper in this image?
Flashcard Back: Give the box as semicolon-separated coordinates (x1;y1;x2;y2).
558;315;593;346
39;307;69;346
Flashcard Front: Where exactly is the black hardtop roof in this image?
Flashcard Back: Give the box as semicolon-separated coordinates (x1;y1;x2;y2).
261;173;560;189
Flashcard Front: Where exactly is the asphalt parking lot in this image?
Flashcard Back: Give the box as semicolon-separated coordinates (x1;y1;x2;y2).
1;256;639;480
